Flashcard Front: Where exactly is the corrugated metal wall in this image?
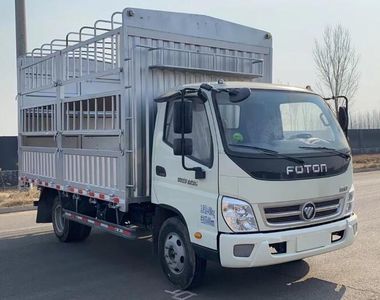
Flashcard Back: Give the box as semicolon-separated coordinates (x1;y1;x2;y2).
349;129;380;154
0;136;18;188
0;137;18;170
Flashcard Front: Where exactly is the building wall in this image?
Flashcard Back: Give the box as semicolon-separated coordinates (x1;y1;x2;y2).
0;136;18;170
349;129;380;154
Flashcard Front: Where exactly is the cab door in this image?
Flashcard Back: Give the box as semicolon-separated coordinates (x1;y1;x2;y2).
152;96;219;250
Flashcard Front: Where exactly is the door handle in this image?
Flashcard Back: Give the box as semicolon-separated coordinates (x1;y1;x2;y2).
156;165;166;177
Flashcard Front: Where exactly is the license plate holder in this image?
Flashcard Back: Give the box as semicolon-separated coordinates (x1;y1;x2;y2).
296;231;330;252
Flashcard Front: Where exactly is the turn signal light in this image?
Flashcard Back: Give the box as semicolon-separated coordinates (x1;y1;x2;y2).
194;232;202;239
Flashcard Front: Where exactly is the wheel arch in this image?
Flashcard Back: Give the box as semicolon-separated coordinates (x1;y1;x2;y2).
152;204;188;255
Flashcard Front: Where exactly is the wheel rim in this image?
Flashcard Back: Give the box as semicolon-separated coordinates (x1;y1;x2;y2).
54;203;65;234
164;232;186;275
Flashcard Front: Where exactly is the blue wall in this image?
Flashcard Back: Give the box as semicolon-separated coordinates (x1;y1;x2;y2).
0;136;17;170
348;129;380;154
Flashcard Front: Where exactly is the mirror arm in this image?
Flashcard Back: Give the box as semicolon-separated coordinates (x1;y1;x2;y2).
324;95;349;137
179;90;206;179
324;95;349;112
181;155;206;179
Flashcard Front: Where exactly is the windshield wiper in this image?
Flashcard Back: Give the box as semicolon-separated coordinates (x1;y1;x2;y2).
229;144;304;164
299;146;351;159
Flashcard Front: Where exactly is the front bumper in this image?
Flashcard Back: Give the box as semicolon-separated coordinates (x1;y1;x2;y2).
219;214;357;268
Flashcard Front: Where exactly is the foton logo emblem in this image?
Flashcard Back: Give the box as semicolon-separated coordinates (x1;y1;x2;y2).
302;202;316;220
286;164;327;175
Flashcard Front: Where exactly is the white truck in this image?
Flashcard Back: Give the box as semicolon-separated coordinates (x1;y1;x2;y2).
17;8;357;289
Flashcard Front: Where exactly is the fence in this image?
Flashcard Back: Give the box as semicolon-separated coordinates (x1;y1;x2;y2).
0;137;18;171
348;129;380;155
0;170;18;190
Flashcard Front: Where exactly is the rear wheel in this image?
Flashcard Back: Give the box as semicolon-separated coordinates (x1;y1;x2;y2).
52;196;91;242
158;217;207;289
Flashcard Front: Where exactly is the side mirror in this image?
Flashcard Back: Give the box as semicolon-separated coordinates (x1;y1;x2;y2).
171;95;205;180
173;138;193;156
173;101;193;134
229;88;251;103
338;106;349;133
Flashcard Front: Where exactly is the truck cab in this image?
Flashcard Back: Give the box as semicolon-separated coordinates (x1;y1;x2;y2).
152;81;357;279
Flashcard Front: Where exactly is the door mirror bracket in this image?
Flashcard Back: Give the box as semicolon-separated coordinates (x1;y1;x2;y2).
324;95;349;137
172;89;206;179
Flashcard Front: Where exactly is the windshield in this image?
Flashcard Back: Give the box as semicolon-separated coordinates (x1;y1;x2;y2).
214;89;350;155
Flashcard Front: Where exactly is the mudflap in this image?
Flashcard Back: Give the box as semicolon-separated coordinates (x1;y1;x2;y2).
36;188;57;223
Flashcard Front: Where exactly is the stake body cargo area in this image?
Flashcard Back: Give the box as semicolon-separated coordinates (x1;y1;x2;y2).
18;8;272;211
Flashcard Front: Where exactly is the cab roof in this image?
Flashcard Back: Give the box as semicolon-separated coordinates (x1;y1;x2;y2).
181;81;316;94
155;81;317;103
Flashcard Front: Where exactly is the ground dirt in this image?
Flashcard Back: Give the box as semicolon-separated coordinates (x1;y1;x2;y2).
0;187;39;208
353;153;380;171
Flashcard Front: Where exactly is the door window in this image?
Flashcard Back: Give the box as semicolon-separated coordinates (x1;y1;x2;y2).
164;98;213;168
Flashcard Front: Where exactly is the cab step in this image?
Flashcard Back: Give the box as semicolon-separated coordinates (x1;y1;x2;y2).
62;209;152;240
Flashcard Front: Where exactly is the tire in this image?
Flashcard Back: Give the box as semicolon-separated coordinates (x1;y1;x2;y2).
52;196;91;243
158;217;207;290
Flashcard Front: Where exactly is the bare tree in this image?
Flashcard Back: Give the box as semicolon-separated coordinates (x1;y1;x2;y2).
313;25;360;112
350;110;380;129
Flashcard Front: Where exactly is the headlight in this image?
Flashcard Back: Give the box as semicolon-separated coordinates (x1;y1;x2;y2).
222;197;258;232
345;185;355;215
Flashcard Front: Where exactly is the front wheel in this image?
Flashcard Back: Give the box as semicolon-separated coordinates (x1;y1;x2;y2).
52;196;91;242
158;217;207;289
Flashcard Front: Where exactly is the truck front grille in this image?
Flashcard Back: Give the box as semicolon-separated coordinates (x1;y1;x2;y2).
262;196;344;228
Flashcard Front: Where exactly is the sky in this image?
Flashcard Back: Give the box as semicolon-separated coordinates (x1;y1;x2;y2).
0;0;379;136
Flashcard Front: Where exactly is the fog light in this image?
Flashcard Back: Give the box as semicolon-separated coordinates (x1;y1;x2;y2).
331;230;344;243
233;244;254;257
269;242;287;254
